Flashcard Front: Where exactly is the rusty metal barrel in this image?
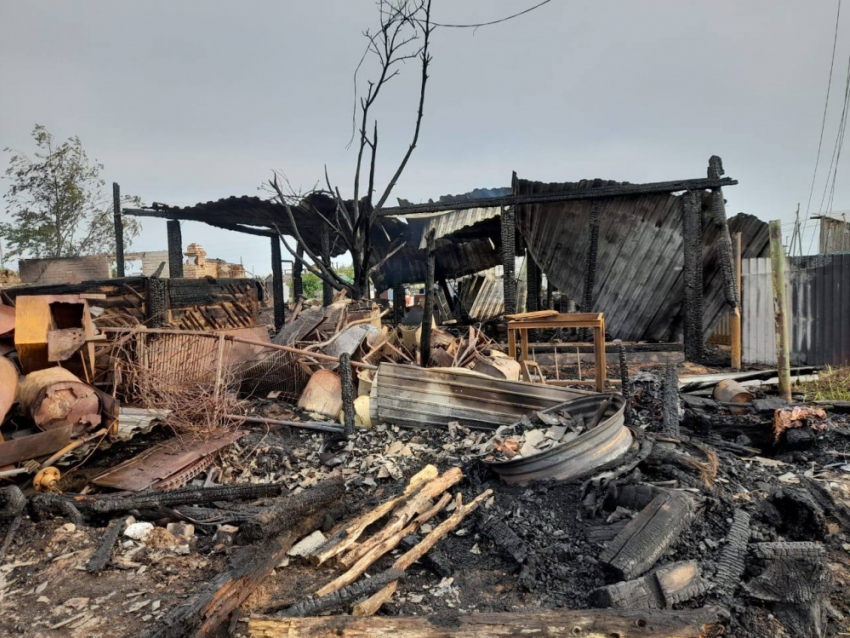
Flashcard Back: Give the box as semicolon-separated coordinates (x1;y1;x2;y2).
713;379;753;415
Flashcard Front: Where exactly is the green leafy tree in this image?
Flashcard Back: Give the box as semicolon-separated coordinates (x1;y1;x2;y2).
298;264;356;299
0;125;141;260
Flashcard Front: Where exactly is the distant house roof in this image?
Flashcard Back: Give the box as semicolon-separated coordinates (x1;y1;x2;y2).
813;210;850;222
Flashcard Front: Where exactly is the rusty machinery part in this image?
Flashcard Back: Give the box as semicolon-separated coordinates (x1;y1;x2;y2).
34;467;62;493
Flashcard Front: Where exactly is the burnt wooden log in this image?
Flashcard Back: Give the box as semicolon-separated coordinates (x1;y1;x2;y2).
32;482;287;520
398;534;453;577
618;344;633;425
592;560;708;609
85;518;127;572
478;515;529;565
662;363;680;437
707;157;739;310
681;191;704;362
769;486;828;540
599;490;695;580
238;477;344;544
275;568;406;617
713;509;749;595
141;482;346;638
292;244;304;300
0;486;26;520
800;477;850;531
0;516;23;563
744;542;830;638
248;606;729;638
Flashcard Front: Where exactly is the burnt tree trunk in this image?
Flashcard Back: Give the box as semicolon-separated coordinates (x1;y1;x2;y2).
292;244;304;300
113;182;125;278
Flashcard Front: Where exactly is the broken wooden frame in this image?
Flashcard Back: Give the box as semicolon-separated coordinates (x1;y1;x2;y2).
507;312;606;391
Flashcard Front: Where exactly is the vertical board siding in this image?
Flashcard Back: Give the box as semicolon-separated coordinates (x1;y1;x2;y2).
742;254;850;366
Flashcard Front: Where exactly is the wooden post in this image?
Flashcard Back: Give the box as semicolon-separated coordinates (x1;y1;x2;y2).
681;192;704;363
393;282;405;325
113;183;125;277
321;226;332;307
731;232;743;369
438;276;454;312
292;244;304;300
526;252;541;313
594;316;606;392
500;206;517;316
769;220;791;402
271;236;285;332
582;202;601;315
419;230;435;368
166;220;183;278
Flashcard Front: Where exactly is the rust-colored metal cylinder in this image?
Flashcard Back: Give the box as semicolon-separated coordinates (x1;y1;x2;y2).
17;367;101;432
297;370;342;419
0;357;18;422
713;379;754;414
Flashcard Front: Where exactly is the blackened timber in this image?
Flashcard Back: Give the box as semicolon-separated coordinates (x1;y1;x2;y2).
293;245;304;300
599;491;695;580
526;251;541;313
167;220;184;278
380;176;739;216
113;182;125;277
500;205;517;315
682;191;704;362
86;518;127;572
393;282;405;324
271;236;285;331
420;230;436;367
340;353;356;437
662;363;680;437
619;344;632;425
321;225;332;307
707;157;739;309
582;202;601;314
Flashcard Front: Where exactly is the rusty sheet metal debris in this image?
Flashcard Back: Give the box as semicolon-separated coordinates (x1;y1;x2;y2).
370;363;592;430
47;328;87;362
273;308;325;345
484;394;631;484
0;357;17;423
0;425;74;467
14;295;96;376
92;429;245;491
17;367;101;432
320;324;378;368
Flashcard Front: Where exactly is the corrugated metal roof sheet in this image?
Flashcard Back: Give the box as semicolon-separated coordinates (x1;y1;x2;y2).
401;207;501;248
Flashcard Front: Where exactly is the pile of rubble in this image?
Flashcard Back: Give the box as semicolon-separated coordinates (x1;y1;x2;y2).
0;290;849;638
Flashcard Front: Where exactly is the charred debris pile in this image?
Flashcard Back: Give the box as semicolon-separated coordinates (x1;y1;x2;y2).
0;288;848;638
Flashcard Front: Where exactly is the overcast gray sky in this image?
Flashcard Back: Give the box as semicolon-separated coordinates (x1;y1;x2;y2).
1;0;848;275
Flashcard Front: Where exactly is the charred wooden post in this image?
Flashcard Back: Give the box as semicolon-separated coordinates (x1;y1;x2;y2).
271;236;285;332
500;205;517;316
292;244;304;300
321;225;333;307
707;157;740;317
582;202;601;315
276;569;406;617
113;182;125;277
420;230;436;368
393;282;405;325
713;509;750;595
0;516;23;563
146;277;169;328
618;344;632;425
769;220;792;402
167;220;184;278
340;353;357;436
526;251;542;313
681;191;704;363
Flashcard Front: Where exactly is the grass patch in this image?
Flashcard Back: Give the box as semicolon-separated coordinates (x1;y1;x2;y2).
800;366;850;402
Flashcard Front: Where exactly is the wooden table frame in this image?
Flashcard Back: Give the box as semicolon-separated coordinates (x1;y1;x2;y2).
507;312;606;391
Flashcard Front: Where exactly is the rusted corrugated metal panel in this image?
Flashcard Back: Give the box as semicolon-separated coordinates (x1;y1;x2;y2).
370;363;592;430
741;254;850;366
515;176;769;341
